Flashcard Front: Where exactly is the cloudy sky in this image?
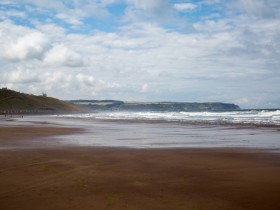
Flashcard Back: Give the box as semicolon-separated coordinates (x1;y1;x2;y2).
0;0;280;108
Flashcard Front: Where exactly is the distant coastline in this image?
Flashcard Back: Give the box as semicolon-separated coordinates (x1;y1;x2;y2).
69;100;240;112
1;88;241;113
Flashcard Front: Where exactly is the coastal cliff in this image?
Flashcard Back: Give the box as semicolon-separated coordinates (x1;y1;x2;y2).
70;100;240;112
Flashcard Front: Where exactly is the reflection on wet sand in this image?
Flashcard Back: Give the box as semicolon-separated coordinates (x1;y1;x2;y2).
0;115;280;210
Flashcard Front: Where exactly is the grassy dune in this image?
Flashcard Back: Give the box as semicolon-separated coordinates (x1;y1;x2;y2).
0;88;82;113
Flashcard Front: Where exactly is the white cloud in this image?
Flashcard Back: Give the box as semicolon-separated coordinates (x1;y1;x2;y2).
101;0;120;5
0;1;280;107
233;0;275;18
124;0;178;25
43;44;84;67
140;84;149;93
55;13;83;26
232;97;265;108
1;16;279;106
193;19;233;32
19;0;65;11
76;73;95;86
36;23;66;39
1;0;110;27
126;0;167;10
1;28;49;61
202;0;221;5
0;0;14;5
174;3;197;12
75;73;122;96
1;68;42;84
0;9;26;20
74;1;110;18
39;71;74;92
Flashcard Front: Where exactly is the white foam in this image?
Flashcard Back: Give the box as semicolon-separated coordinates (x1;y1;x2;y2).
58;110;280;126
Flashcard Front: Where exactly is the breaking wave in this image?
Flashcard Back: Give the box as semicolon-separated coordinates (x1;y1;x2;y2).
60;110;280;126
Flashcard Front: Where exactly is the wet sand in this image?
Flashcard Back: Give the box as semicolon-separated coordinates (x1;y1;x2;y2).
1;125;280;209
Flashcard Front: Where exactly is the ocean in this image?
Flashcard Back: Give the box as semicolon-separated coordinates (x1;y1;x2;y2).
48;109;280;149
61;109;280;126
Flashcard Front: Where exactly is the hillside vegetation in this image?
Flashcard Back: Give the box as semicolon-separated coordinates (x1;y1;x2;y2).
0;88;82;113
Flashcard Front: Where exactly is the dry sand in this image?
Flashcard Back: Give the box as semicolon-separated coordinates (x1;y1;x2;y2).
0;126;280;210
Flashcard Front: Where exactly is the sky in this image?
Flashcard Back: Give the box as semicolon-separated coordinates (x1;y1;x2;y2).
0;0;280;108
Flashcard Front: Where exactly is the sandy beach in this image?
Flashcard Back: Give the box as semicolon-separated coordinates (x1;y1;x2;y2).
1;117;280;210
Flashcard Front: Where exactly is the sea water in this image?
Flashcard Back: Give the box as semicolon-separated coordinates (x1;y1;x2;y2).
50;110;280;149
60;109;280;126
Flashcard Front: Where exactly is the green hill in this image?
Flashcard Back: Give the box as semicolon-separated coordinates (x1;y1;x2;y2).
0;88;83;114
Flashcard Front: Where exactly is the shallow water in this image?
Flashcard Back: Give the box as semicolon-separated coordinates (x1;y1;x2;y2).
8;115;279;150
59;119;280;149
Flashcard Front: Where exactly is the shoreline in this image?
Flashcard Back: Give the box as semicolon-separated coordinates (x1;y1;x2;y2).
58;114;280;128
0;117;280;209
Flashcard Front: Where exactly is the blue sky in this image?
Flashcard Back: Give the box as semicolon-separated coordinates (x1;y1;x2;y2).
0;0;280;108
